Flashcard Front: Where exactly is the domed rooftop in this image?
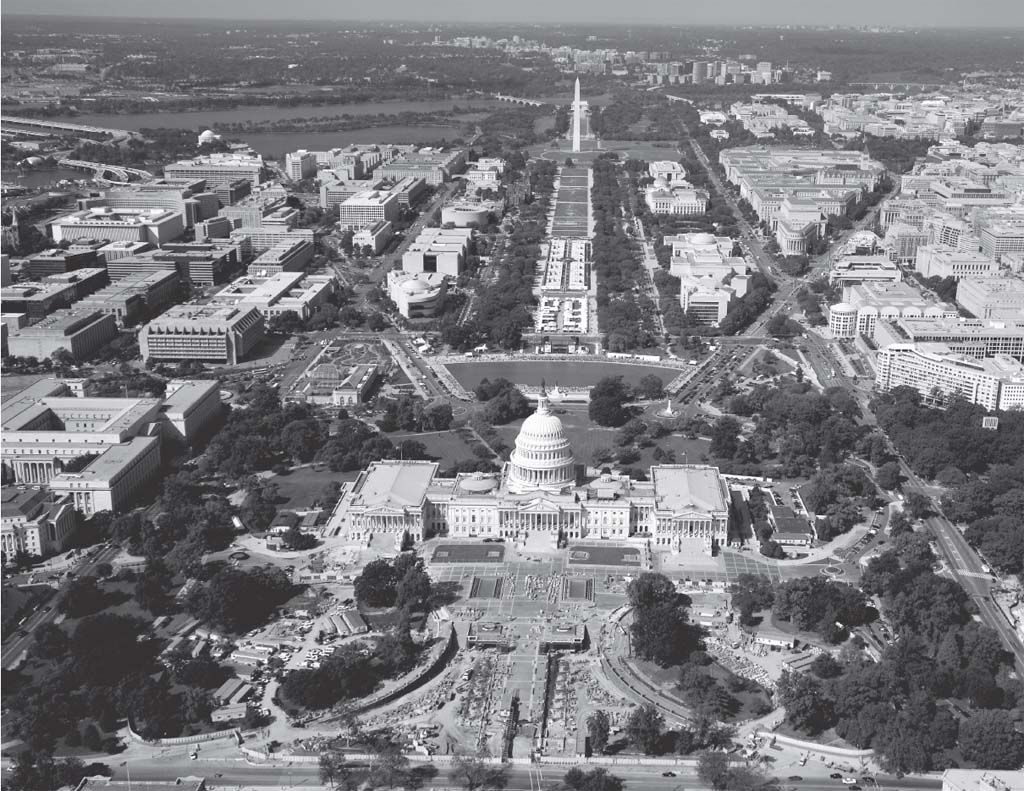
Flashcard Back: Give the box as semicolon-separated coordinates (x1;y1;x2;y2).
653;176;670;189
198;129;218;141
691;232;716;245
831;302;856;313
402;278;432;294
459;473;498;493
506;384;576;495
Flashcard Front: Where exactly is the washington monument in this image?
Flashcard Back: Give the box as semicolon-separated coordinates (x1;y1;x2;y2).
572;76;582;153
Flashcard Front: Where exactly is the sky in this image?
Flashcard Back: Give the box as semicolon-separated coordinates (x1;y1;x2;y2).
4;0;1024;27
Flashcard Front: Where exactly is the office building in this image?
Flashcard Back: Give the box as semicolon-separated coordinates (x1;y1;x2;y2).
1;487;77;559
335;390;732;554
163;152;266;190
106;242;242;287
353;221;394;256
26;249;101;278
285;150;317;180
210;271;335;320
220;193;291;228
195;216;233;241
139;304;265;365
319;177;384;210
956;277;1024;320
1;378;220;491
377;148;466;185
76;179;219;228
829;233;903;286
75;270;180;327
873;317;1024;361
387;270;448;319
337;190;399;231
5;309;116;361
98;240;155;264
915;245;997;279
875;343;1024;411
49;436;161;516
247;240;315;276
229;226;314;259
979;219;1024;263
883;223;930;265
1;268;108;323
402;227;473;277
50;207;185;247
828;281;958;338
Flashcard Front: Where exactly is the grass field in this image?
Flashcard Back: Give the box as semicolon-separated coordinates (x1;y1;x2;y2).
388;430;482;468
432;543;506;563
270;466;360;509
444;360;679;390
568;545;643;566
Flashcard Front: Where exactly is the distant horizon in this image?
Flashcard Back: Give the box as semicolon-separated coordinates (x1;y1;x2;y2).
3;1;1024;28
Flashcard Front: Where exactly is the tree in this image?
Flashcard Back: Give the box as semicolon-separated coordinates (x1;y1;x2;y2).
589;376;631;427
635;374;665;400
562;767;624;791
395;564;433;611
776;670;835;735
319;751;351;790
186;565;292;633
958;710;1024;769
625;704;663;755
626;572;676;609
57;576;106;618
875;461;903;491
354;558;399;608
903;492;932;520
586;710;611;754
371;745;410;790
729;574;775;625
697;751;731;791
32;623;68;661
81;724;101;751
888;509;913;539
709;416;741;458
134;558;173;614
449;753;505;791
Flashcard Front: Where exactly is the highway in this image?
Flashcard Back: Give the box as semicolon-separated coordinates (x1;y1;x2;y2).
1;543;121;669
111;755;944;791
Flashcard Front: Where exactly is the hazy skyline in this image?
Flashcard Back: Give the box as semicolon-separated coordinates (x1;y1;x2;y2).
4;0;1024;27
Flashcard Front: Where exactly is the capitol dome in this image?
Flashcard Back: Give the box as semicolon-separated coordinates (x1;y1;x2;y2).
507;386;576;494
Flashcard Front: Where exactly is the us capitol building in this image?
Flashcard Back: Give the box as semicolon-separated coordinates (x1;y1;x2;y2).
335;389;732;555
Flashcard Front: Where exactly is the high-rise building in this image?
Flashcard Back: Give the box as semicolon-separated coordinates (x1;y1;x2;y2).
337;190;400;230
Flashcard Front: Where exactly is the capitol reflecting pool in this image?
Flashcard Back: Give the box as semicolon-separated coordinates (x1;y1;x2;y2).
444;360;680;390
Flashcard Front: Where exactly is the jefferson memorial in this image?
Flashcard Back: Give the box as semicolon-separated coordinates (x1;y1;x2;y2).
336;388;732;555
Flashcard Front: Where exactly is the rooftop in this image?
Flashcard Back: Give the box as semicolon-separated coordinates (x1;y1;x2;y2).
651;465;728;514
350;460;438;510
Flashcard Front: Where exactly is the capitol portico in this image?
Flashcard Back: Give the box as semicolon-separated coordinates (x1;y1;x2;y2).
336;389;732;555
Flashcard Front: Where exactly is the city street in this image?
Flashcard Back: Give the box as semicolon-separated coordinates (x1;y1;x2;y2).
109;754;945;791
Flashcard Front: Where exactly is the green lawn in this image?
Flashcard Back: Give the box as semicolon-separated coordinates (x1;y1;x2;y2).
387;429;482;468
269;466;359;510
